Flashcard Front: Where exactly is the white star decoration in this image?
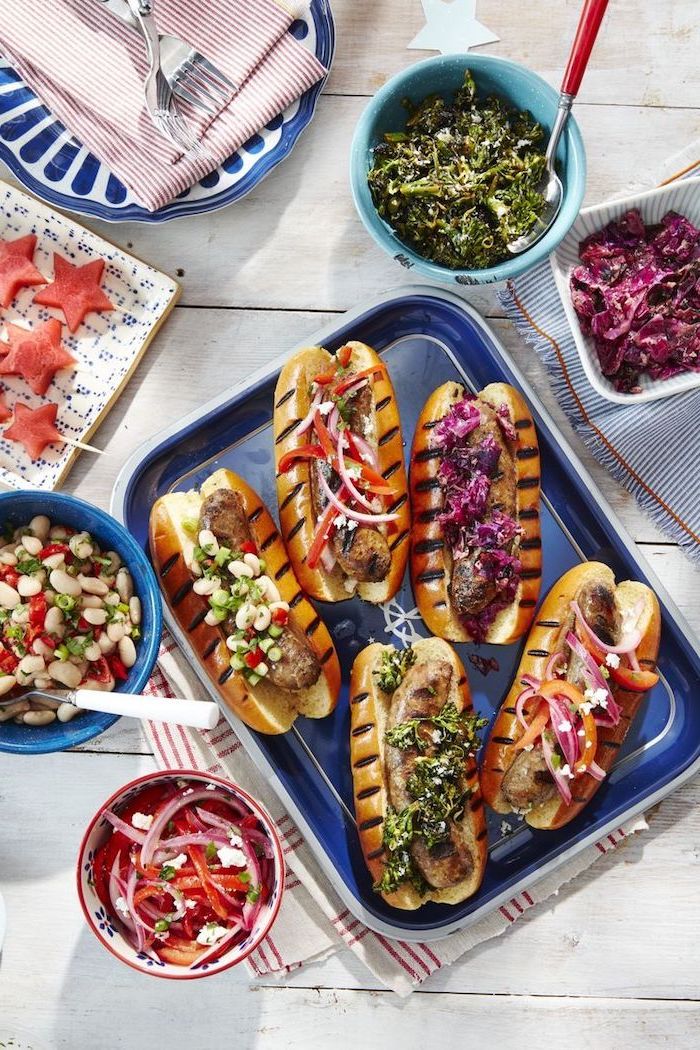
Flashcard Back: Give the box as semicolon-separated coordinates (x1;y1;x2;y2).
408;0;499;55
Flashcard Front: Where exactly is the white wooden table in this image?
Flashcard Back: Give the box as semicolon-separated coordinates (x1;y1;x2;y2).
1;3;699;1046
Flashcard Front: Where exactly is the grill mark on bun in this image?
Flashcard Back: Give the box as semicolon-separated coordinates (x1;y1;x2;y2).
521;568;542;580
520;536;542;550
492;735;515;745
516;446;539;460
388;493;408;513
319;646;335;665
367;847;385;859
275;388;294;409
275;418;301;444
389;530;409;552
457;675;467;687
160;552;179;577
537;619;561;628
351;691;369;705
172;579;194;606
203;637;219;659
470;796;483;812
414;447;441;463
527;648;550;658
417;568;445;583
275;561;291;581
382;461;401;480
414;538;444;554
378;425;399;447
287;518;305;542
359;816;383;831
418;507;442;523
422;419;439;429
260;530;279;552
476;827;488;841
357;785;381;799
504;705;517;714
518;508;539;520
519;598;537;608
515;418;532;430
375;395;391;412
352;723;374;738
289;591;303;608
517;476;540;490
433;600;447;609
188;609;208;631
280;482;303;511
248;506;263;524
354;754;378;769
305;615;321;637
415;477;441;492
218;667;233;685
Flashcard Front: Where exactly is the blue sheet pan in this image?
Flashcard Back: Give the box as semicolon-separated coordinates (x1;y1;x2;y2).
112;286;700;941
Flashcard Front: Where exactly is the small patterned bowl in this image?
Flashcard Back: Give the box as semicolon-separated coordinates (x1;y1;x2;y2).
77;770;285;980
0;490;162;754
350;53;587;285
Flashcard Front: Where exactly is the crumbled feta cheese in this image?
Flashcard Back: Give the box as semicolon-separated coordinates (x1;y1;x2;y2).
217;845;246;869
522;744;534;752
557;720;573;733
436;129;453;143
516;138;532;148
586;741;592;749
165;853;188;871
205;783;216;791
431;730;442;743
229;833;244;848
184;898;197;910
131;811;153;831
196;923;229;946
605;652;620;669
317;401;335;416
155;930;170;942
114;895;130;917
560;764;574;780
343;577;357;593
346;519;358;532
346;464;363;480
334;514;347;529
577;729;586;737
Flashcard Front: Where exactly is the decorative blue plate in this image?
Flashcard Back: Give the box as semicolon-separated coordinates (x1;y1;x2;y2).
0;2;334;223
112;287;700;940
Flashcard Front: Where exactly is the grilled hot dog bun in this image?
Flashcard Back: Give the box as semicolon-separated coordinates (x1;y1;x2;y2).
149;468;340;735
274;342;409;604
410;381;541;644
481;562;661;829
350;637;487;909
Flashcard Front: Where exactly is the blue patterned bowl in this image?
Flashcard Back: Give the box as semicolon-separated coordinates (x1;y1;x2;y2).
0;491;162;753
77;770;285;980
0;2;334;223
350;53;587;285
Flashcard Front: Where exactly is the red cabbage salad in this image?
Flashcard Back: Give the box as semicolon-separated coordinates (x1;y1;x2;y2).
95;779;276;968
569;208;700;393
435;395;522;641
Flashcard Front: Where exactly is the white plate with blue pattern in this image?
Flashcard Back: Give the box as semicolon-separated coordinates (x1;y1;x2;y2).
0;181;179;489
0;2;334;224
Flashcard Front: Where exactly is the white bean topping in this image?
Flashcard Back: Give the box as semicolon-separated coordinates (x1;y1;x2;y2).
118;635;137;669
47;660;82;689
32;639;54;659
129;596;141;625
253;606;271;632
258;577;281;603
198;529;219;554
21;535;43;557
69;532;94;560
80;594;103;609
228;559;254;579
235;603;258;630
0;675;18;698
0;581;21;608
192;576;220;596
44;607;64;634
106;622;126;643
243;552;261;575
49;569;82;597
84;643;102;662
0;550;17;566
42;552;66;570
23;709;57;726
116;569;133;601
57;702;80;722
82;607;107;626
105;591;120;606
17;576;42;598
29;515;50;541
98;634;116;654
77;574;109;596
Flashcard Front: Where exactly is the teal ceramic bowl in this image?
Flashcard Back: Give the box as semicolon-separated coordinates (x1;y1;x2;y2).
350;54;587;285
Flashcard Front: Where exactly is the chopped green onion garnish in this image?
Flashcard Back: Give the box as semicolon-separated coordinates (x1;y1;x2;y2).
205;842;218;862
246;887;261;904
160;865;176;881
268;647;282;663
154;918;170;933
268;624;283;639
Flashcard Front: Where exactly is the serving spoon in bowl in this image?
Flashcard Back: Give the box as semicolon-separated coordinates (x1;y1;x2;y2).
0;687;220;730
507;0;609;256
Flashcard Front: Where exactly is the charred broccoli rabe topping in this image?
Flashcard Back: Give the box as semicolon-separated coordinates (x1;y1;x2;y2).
367;71;547;270
374;702;487;896
374;645;417;693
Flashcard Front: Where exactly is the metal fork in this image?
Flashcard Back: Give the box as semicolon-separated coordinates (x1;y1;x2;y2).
125;0;205;155
99;0;237;115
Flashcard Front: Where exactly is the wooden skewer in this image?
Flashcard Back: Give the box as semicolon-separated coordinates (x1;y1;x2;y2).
59;436;106;455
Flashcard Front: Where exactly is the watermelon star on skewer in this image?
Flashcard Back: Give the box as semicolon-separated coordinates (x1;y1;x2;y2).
0;234;46;308
3;401;64;460
0;319;77;396
33;254;114;332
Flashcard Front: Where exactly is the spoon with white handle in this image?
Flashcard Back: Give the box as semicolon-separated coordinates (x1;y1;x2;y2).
507;0;609;255
1;688;220;730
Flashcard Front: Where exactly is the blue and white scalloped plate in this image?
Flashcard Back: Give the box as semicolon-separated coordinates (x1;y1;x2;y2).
0;2;334;224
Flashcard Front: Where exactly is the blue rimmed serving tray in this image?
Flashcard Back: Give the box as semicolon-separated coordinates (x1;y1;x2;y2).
112;286;700;941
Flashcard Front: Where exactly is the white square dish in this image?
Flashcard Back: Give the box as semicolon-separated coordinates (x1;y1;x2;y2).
0;181;179;490
550;176;700;405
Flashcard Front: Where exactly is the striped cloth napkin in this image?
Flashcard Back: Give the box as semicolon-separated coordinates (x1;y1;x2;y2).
499;143;700;565
142;632;647;997
0;0;326;211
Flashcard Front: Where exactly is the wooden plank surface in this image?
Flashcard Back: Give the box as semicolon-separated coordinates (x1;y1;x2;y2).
1;1;699;1046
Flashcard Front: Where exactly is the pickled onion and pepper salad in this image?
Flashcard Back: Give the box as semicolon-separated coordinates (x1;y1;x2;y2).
95;779;276;968
277;343;400;573
513;601;659;806
0;514;139;728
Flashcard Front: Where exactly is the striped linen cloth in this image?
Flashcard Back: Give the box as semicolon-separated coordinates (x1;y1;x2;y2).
0;0;326;211
142;632;647;997
499;145;700;564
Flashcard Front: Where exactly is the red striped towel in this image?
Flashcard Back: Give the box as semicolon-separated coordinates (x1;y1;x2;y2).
143;633;648;996
0;0;326;211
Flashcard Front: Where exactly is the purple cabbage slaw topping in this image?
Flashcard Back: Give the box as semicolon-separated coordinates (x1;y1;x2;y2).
434;395;522;641
569;208;700;393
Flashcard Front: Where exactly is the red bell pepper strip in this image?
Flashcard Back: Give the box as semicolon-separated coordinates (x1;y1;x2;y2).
336;344;352;368
186;847;230;921
333;365;385;397
271;607;288;626
313;410;336;458
307;501;337;570
39;542;71;561
608;664;659;692
278;443;326;473
240;540;257;556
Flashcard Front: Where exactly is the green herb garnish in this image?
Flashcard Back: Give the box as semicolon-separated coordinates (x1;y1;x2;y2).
374;646;417;693
160;865;176;882
154;918;170;933
205;842;218;862
246;886;261;904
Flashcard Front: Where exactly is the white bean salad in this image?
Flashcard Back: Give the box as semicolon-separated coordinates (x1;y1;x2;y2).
0;514;141;728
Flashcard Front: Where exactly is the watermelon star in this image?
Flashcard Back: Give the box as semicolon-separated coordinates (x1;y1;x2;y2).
0;320;77;396
0;234;46;308
0;391;10;424
3;401;64;460
33;254;114;332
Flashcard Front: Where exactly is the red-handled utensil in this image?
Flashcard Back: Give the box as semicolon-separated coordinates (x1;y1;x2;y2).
507;0;609;255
